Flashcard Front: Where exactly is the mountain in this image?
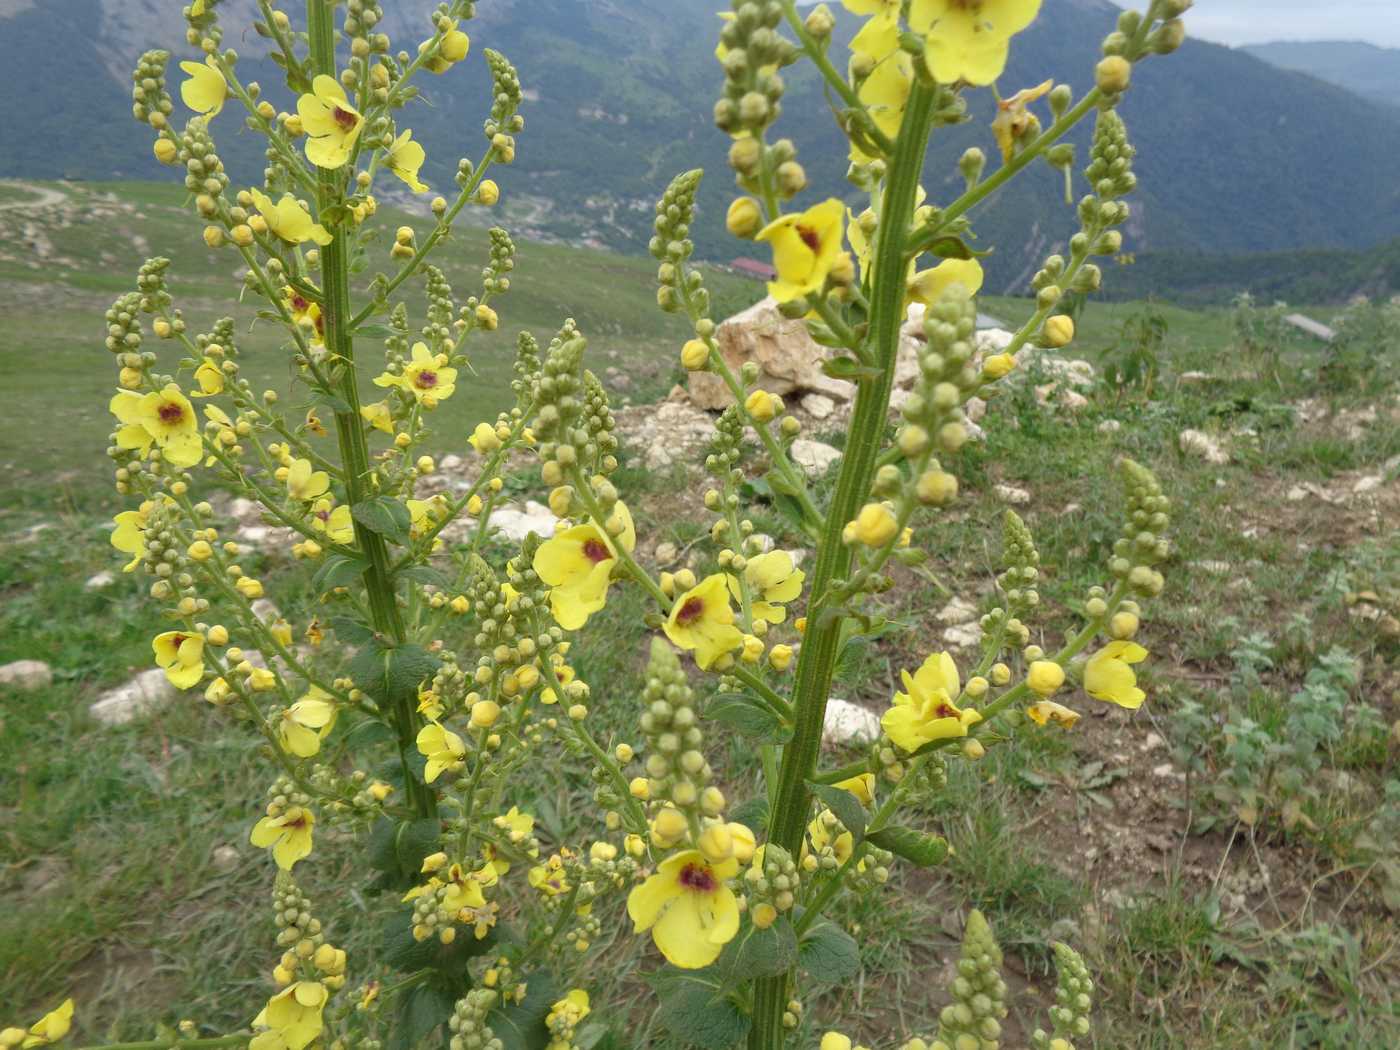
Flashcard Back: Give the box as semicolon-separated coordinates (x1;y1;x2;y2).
1242;41;1400;109
4;0;1400;294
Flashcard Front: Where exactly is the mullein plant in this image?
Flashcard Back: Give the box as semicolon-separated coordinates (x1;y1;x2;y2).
5;0;1186;1048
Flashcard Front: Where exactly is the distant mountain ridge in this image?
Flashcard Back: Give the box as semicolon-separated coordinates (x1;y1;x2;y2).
1242;40;1400;109
3;0;1400;294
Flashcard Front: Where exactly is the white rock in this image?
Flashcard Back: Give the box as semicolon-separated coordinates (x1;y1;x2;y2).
1178;429;1229;465
490;501;561;543
1097;419;1123;434
976;328;1015;353
1062;503;1082;515
1178;371;1211;383
654;541;679;566
1141;732;1166;752
942;621;984;649
936;596;980;625
1194;560;1231;577
251;598;282;623
790;439;842;478
84;570;116;591
438;453;463;472
1286;485;1308;502
237;524;272;545
993;483;1031;505
1060;389;1090;412
0;659;52;690
1353;475;1383;495
964;396;987;424
90;667;177;726
212;844;240;872
821;698;883;746
229;497;260;521
801;393;836;420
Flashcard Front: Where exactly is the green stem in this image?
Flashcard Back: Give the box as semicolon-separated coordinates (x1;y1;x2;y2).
747;77;938;1050
306;0;435;820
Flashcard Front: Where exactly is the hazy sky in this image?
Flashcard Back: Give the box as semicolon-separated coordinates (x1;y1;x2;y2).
1184;1;1400;48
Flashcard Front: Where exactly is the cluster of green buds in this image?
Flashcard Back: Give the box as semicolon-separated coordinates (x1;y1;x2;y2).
467;227;516;325
928;911;1008;1050
713;0;796;138
183;0;222;48
743;842;800;927
447;989;502;1050
1030;944;1095;1050
481;49;523;162
978;511;1041;654
650;168;703;314
132;50;177;157
1110;459;1171;598
638;640;723;835
269;875;346;989
105;291;150;390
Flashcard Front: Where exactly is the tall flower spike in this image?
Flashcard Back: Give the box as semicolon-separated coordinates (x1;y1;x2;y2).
930;910;1009;1050
1031;942;1095;1050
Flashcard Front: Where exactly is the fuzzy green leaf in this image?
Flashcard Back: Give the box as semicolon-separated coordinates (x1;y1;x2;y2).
490;969;562;1050
351;496;413;545
652;968;750;1050
798;919;862;984
706;693;790;743
719;918;797;981
865;825;950;867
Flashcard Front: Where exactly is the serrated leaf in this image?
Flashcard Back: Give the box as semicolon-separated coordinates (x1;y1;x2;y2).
728;796;769;836
327;615;375;646
924;235;990;260
490;969;561;1050
349;641;441;707
389;983;455;1050
356;323;398;339
822;357;881;381
312;553;368;593
352;496;413;545
865;825;949;867
809;782;867;844
311;390;353;415
719;918;797;981
397;564;450;587
707;693;790;744
798;920;861;984
652;969;750;1050
380;910;496;980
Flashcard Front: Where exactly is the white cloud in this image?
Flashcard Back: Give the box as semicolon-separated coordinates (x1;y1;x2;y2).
1185;1;1400;48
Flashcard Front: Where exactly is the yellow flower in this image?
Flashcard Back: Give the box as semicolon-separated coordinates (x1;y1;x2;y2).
285;458;330;502
386;129;429;193
807;809;854;863
153;630;205;689
529;858;572;897
249;981;328;1050
729;550;805;624
373;342;457;407
110;499;155;571
296;74;364;169
192;358;224;396
834;772;876;805
179;56;226;117
469;421;502;453
533;501;636;630
110;384;202;467
545;990;590;1050
360;401;394;434
845;0;902;60
626;850;740;969
249;188;333;246
284;290;324;346
843;502;899;547
310;499;354;544
1085;641;1147;709
881;652;981;751
991;79;1054;163
1027;659;1066;697
850;50;913;162
909;0;1042;86
417;722;466;782
755;199;849;304
664;574;744;670
278;687;337;758
6;1000;73;1049
907;258;984;306
1027;700;1080;728
250;806;316;870
422;21;470;73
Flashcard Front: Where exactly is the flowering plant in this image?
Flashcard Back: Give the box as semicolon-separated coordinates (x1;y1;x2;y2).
7;0;1188;1048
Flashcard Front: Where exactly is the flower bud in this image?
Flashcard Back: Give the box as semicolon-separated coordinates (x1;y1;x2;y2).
629;777;650;800
804;4;835;39
1044;315;1075;348
752;902;779;929
1110;611;1140;639
681;338;711;371
775;161;807;197
1096;56;1132;94
1027;660;1065;697
768;644;793;671
203;225;225;248
745;389;780;423
962;739;986;760
982;352;1015;380
726;197;763;239
650;806;688;846
915;470;958;507
471;699;501;728
843;502;898;546
728;137;762;176
476;179;499;205
699;824;734;863
153;138;179;165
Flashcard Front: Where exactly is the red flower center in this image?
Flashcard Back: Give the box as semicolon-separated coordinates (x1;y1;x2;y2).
678;862;716;893
158;401;185;425
315;509;330;523
332;105;358;131
796;224;821;252
582;538;610;564
290;294;309;312
675;596;705;627
414;370;438;389
934;701;958;719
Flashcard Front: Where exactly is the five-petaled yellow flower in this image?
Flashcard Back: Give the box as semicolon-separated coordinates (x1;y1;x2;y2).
249;981;328;1050
2;999;74;1050
374;342;457;407
881;651;981;751
417;722;466;782
545;990;590;1050
110;499;156;571
910;0;1042;86
627;849;740;969
296;75;364;169
153;630;205;689
907;257;984;306
310;498;354;544
755;199;849;304
1085;641;1148;709
729;549;805;624
664;574;744;670
179;56;226;117
250;805;315;870
285;458;330;502
386;129;429;193
533;501;637;630
191;358;224;396
111;385;203;467
278;686;337;758
360;400;394;434
850;50;912;162
845;0;902;60
249;188;333;246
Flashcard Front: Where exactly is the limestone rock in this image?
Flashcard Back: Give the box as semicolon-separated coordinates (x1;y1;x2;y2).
1178;429;1229;465
790;439;842;478
992;483;1031;506
490;501;561;543
822;698;883;747
1098;419;1123;434
801;392;836;420
85;570;116;591
90;667;177;726
0;659;52;691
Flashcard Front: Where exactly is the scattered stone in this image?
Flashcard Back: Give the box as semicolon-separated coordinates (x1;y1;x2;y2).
942;621;983;649
1097;419;1122;434
1178;371;1212;384
1353;475;1383;495
1062;503;1082;515
1151;762;1183;782
790;439;842;478
1194;560;1231;577
616;400;718;471
821;698;883;747
976;328;1014;353
800;392;836;420
1141;732;1166;752
992;483;1030;506
936;597;980;625
1178;429;1229;465
0;659;53;690
251;598;282;624
490;501;561;543
212;844;241;872
229;497;260;521
85;569;116;591
1059;389;1090;412
653;541;679;567
438;453;463;473
90;667;177;726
